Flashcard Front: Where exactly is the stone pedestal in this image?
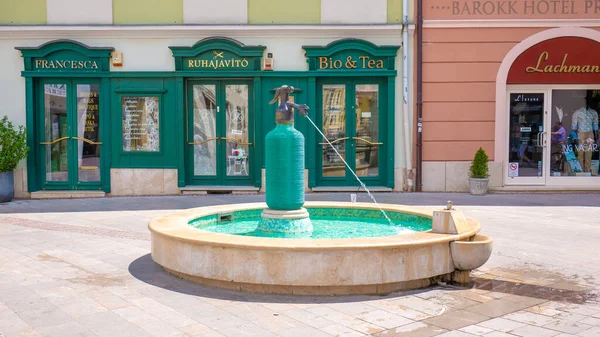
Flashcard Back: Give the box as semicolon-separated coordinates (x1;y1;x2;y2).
452;270;472;284
257;208;313;233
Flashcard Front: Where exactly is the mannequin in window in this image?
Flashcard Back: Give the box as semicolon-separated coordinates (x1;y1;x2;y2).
571;92;599;173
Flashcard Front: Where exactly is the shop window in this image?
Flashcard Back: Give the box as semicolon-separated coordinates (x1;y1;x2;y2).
122;96;160;152
551;90;600;177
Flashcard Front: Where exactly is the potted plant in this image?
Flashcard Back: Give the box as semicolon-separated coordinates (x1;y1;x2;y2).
0;116;29;202
468;147;489;195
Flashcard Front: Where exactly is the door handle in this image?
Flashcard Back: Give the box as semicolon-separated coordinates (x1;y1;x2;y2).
188;137;219;145
40;136;70;145
220;137;253;146
319;137;349;145
72;137;102;145
542;132;547;147
352;137;383;146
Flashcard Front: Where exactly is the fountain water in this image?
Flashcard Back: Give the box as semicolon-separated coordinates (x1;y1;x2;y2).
304;115;394;226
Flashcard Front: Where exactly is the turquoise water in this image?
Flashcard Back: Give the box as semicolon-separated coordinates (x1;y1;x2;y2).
188;208;432;239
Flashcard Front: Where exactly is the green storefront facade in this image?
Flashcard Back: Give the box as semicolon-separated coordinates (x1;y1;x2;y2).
17;37;401;195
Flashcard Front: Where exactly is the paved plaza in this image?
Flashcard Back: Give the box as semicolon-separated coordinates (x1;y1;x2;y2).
0;192;599;337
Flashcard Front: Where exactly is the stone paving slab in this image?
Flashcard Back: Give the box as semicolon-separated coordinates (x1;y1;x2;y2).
0;193;599;337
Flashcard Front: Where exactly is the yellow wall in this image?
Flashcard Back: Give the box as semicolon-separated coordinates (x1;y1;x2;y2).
387;0;403;23
248;0;321;24
0;0;46;24
113;0;183;24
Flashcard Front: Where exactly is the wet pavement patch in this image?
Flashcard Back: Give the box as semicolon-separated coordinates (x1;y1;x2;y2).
472;277;597;304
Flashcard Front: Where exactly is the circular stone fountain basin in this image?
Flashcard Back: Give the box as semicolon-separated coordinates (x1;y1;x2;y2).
149;202;482;295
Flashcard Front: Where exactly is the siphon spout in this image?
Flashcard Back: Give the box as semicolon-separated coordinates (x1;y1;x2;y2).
269;85;309;124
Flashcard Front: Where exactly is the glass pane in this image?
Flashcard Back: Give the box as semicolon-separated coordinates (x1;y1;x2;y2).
508;93;545;177
44;84;68;182
193;85;217;176
550;90;600;177
122;96;160;152
76;84;100;182
355;84;379;177
322;85;346;177
225;85;249;177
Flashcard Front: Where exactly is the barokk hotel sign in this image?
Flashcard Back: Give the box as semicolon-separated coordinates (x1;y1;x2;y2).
425;0;600;19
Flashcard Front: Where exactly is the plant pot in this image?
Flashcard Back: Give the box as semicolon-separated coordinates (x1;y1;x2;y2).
468;177;489;196
0;171;15;203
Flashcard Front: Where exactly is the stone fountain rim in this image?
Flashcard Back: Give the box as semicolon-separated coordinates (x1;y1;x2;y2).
148;202;480;251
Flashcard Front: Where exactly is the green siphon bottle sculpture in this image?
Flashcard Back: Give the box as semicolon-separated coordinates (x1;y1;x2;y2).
265;85;308;210
257;85;313;234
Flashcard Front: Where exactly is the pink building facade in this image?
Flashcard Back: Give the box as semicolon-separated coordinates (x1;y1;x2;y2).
419;0;600;191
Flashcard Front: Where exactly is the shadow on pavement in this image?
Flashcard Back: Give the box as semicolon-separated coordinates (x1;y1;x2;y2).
128;253;424;304
129;254;598;305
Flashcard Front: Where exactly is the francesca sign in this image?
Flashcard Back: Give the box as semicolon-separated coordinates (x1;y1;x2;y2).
34;59;99;70
508;37;600;84
425;0;600;19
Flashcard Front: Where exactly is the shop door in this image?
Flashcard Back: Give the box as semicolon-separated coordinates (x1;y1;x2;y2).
186;80;253;186
505;91;548;185
37;80;103;190
316;79;386;187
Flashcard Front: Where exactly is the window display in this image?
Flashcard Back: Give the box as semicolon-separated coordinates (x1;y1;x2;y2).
551;90;599;177
122;96;160;152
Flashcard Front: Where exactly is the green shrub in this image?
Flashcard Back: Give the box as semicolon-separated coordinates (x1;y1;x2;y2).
469;147;489;179
0;116;29;172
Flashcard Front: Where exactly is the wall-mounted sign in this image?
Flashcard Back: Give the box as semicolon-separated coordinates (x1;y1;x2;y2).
508;37;600;84
303;39;399;71
184;50;252;70
317;55;386;70
16;40;113;73
424;0;600;20
34;59;99;70
508;162;519;177
170;37;265;72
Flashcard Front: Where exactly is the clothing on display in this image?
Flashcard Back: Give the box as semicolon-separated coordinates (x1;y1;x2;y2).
571;106;599;174
571;107;599;133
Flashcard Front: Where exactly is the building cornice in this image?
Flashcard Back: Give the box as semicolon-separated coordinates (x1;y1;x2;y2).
0;24;403;39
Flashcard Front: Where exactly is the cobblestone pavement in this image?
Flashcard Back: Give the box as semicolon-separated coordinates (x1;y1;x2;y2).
0;192;599;337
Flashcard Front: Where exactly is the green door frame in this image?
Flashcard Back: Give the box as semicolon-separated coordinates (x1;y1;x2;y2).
36;78;106;191
315;77;388;187
185;79;255;186
17;40;113;193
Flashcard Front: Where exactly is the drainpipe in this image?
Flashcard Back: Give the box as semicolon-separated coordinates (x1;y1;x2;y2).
402;0;413;191
416;0;423;192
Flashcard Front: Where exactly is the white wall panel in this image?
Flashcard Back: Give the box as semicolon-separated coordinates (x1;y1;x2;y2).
47;0;113;24
321;0;387;24
184;0;247;24
0;40;26;127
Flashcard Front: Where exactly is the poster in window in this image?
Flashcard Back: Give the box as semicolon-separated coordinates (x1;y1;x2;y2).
122;96;160;152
